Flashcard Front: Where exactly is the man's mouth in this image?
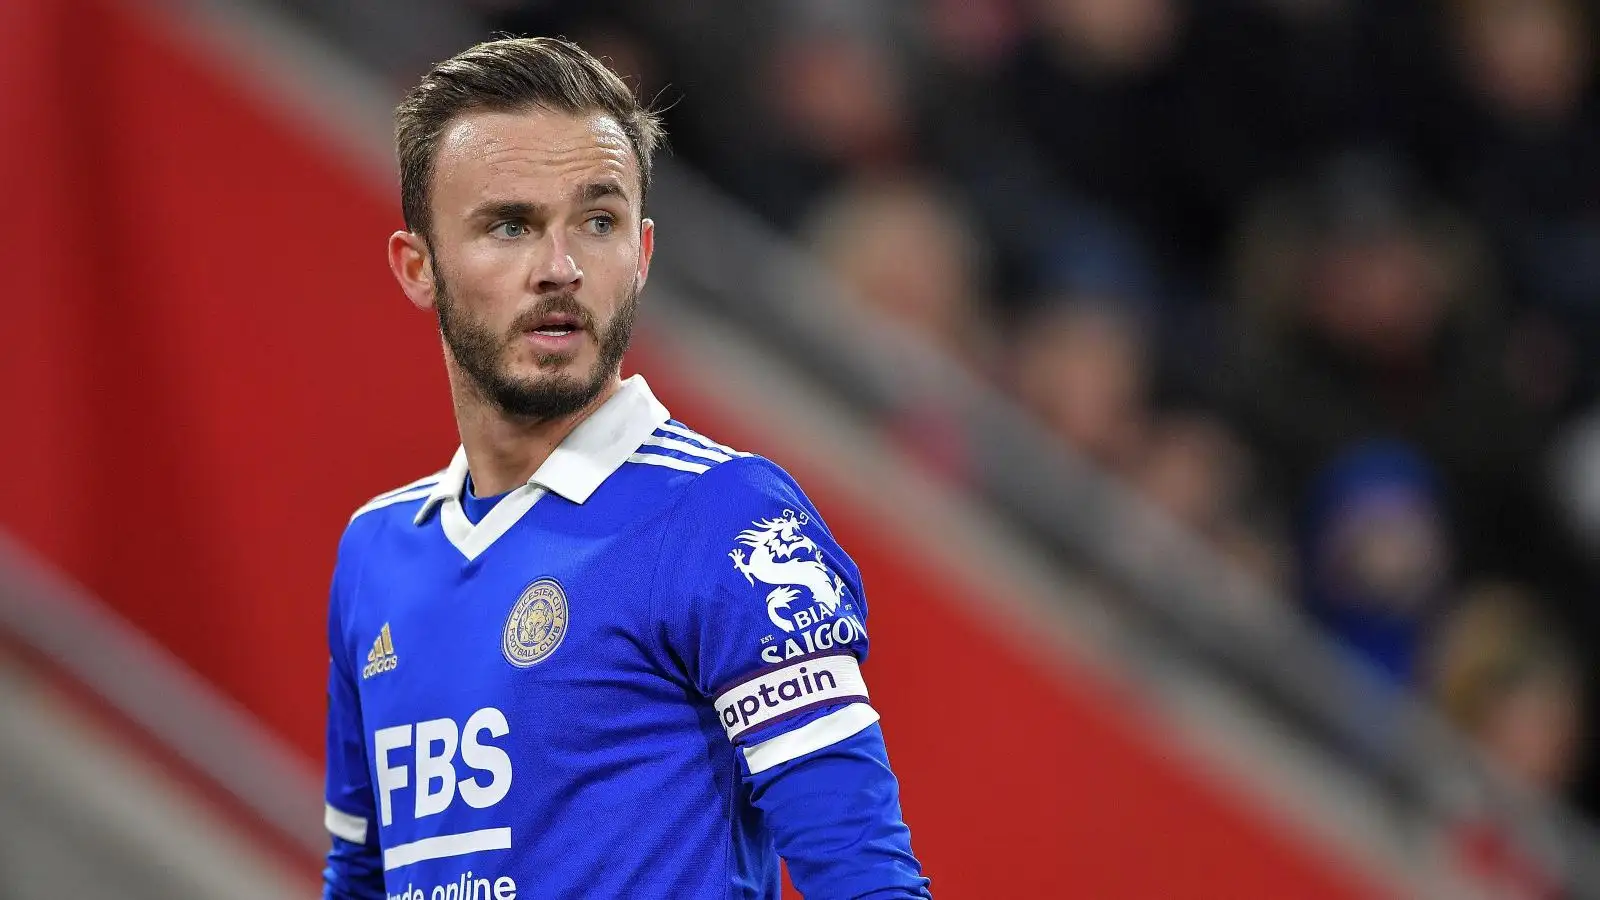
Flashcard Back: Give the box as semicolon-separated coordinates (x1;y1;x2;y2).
525;312;583;337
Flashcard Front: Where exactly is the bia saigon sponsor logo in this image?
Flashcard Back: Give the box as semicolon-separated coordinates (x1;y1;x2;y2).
729;509;868;663
759;612;866;664
729;509;844;633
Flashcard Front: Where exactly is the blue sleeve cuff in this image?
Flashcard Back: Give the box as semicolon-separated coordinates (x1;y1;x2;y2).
322;835;385;900
746;717;931;898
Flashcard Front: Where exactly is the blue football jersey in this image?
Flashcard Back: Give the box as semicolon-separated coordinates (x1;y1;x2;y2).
322;376;927;899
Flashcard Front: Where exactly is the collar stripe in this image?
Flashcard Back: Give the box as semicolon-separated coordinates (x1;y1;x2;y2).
626;452;711;475
367;472;445;504
350;486;436;522
639;435;731;463
656;422;749;457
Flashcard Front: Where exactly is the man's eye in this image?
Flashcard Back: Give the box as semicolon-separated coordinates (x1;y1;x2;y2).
492;221;528;238
586;215;615;236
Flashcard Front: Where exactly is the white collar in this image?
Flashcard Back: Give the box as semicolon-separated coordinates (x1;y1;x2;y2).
413;374;670;525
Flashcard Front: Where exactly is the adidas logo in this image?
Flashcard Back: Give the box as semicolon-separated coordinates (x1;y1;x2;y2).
362;623;398;679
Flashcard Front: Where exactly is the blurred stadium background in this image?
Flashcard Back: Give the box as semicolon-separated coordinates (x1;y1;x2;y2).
7;0;1600;896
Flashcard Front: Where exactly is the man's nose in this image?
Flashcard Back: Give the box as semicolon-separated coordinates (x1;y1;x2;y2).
534;235;583;293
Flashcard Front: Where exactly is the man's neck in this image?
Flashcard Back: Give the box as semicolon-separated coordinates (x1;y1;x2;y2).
450;370;622;498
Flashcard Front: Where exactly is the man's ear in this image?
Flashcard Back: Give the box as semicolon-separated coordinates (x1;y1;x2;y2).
636;217;655;291
388;230;437;311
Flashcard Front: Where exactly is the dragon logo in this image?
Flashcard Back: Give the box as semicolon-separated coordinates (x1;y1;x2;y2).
729;509;845;632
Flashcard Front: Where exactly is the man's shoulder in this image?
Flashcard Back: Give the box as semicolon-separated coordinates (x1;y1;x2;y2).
340;468;447;551
629;419;803;507
630;424;838;556
627;419;754;473
622;419;778;495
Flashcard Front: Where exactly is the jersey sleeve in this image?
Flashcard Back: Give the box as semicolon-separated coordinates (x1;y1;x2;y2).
655;456;928;897
659;457;876;755
323;526;385;900
749;723;929;898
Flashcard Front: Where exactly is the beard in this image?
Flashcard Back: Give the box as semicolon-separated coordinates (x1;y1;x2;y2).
433;264;640;422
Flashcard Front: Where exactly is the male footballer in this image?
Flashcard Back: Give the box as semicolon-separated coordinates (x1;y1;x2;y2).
321;37;930;899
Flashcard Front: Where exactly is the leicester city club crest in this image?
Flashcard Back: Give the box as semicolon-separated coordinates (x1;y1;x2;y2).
503;578;569;668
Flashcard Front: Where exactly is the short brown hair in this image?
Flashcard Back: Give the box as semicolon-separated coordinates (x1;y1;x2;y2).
395;37;664;240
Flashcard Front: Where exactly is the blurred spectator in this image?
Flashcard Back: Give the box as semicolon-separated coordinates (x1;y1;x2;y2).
915;61;1159;320
769;29;908;165
1451;0;1590;122
999;0;1198;277
1550;409;1600;561
482;2;656;85
998;0;1388;289
1013;299;1148;475
1431;581;1584;793
1223;151;1541;586
1013;297;1283;580
1133;412;1286;586
921;0;1028;77
1434;579;1580;899
1299;442;1451;686
721;24;916;231
1030;0;1181;73
803;176;998;375
803;176;998;478
1428;0;1600;407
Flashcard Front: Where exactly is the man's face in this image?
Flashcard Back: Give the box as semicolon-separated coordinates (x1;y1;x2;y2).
421;107;653;420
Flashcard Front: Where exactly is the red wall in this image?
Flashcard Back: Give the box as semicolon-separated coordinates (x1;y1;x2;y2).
1;1;1390;896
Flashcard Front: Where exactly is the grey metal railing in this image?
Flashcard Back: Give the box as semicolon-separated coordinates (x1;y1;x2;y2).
0;536;326;861
0;632;309;899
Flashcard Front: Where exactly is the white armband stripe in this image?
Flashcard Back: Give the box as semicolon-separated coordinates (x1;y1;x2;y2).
742;703;880;774
713;653;868;742
324;803;368;844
